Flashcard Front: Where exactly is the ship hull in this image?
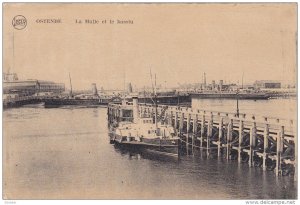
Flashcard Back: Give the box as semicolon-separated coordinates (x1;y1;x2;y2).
190;93;270;100
136;95;191;106
109;132;179;157
44;98;109;108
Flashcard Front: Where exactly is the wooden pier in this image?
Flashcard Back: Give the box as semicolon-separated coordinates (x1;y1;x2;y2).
108;102;297;179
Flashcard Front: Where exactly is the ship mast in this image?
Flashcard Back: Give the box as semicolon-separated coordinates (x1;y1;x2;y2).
242;71;244;89
69;72;73;97
143;86;146;105
236;78;240;117
150;69;158;135
154;73;158;134
236;91;239;117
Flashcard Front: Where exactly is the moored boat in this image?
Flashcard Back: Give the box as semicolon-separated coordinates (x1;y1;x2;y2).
44;96;110;108
109;97;179;157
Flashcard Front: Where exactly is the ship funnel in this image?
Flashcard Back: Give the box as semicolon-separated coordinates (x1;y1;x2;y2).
132;96;139;123
91;83;98;96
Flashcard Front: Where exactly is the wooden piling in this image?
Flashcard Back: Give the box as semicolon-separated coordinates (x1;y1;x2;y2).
249;122;257;167
168;111;173;126
180;112;184;133
165;108;169;125
200;114;205;150
263;124;269;171
207;113;213;157
174;112;178;131
186;114;191;155
276;126;284;176
238;120;244;163
226;119;233;160
192;114;198;155
218;118;223;158
294;124;297;181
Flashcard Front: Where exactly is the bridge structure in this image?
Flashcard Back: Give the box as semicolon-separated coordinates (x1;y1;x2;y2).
108;102;297;180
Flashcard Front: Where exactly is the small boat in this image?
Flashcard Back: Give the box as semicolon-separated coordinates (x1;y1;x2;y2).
109;97;179;157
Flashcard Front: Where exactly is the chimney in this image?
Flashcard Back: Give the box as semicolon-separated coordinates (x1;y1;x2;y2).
212;80;215;89
219;80;223;91
127;82;133;93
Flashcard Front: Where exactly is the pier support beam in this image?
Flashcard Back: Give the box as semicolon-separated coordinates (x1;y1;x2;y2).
226;119;233;160
276;126;284;176
164;108;168;125
186;114;191;155
174;112;178;131
263;124;269;171
249;122;257;167
192;114;198;155
200;114;205;150
238;120;244;163
180;112;184;133
218;118;223;158
168;111;173;126
207;113;213;157
294;124;297;181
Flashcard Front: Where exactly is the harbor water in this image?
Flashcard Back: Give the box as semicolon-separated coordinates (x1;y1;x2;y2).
3;99;297;199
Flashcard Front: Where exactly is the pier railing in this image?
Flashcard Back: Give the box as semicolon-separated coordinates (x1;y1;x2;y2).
107;102;297;179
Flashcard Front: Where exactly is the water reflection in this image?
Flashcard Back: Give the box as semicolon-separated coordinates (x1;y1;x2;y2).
113;144;179;163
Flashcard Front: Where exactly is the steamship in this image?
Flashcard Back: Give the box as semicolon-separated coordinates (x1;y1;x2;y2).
109;96;179;157
190;91;270;100
44;96;111;108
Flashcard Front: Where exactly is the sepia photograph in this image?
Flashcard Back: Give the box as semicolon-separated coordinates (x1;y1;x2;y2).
2;2;298;201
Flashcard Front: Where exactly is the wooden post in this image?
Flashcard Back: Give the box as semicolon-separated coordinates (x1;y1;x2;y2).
139;107;143;118
174;112;178;131
294;124;297;181
238;120;244;163
108;107;111;123
263;124;269;171
226;119;233;160
180;112;184;133
169;111;173;126
164;108;168;125
276;126;284;176
200;114;205;150
207;113;213;157
249;122;257;167
218;118;223;158
163;110;167;125
186;114;190;155
150;107;154;119
193;115;198;155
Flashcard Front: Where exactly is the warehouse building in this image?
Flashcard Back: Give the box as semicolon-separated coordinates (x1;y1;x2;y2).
3;73;65;95
254;80;281;89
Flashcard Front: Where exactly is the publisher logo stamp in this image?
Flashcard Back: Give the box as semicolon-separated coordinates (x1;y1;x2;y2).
12;15;27;30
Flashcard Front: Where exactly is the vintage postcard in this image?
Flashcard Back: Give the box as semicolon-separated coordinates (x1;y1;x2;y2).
2;3;297;200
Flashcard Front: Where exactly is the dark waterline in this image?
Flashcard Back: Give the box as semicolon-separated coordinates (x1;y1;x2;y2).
3;105;297;199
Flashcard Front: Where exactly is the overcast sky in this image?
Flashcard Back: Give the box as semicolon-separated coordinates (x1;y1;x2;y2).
4;3;297;90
